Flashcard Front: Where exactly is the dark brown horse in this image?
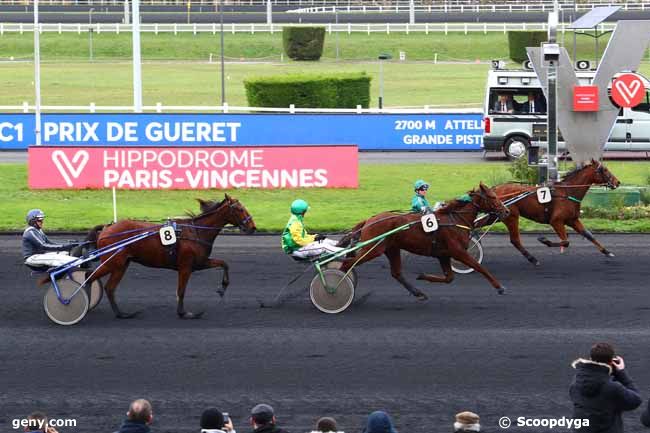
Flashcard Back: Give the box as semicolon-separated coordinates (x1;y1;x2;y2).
86;194;256;319
337;182;510;299
481;160;620;265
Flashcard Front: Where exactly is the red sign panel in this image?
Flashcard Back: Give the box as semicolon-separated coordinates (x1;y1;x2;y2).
573;85;599;112
611;73;646;108
28;146;358;189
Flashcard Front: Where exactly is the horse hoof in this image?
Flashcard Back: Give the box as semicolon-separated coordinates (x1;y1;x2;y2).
496;287;506;295
416;274;425;281
116;311;141;319
415;293;429;302
179;311;205;319
604;251;615;258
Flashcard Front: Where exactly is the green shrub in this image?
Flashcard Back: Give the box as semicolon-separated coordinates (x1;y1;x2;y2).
282;27;326;61
244;73;371;108
507;156;538;184
507;31;547;63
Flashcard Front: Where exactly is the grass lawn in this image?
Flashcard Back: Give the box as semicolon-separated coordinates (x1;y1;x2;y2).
2;161;650;232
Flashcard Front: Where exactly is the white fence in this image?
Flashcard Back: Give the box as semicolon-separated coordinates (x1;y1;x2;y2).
0;0;644;6
0;103;482;113
0;21;619;34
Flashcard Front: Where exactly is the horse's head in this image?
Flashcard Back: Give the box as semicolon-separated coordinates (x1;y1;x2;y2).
471;182;510;220
198;195;257;234
591;159;620;189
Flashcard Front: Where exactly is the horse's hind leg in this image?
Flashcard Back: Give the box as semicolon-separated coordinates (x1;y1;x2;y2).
196;258;230;297
102;260;140;319
385;247;428;301
569;219;615;257
537;220;570;252
417;256;454;284
176;266;203;319
450;248;506;295
503;212;540;266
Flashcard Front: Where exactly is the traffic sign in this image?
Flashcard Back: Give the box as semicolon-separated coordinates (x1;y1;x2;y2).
611;73;646;108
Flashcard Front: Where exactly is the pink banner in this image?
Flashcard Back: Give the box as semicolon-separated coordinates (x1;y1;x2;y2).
29;146;358;189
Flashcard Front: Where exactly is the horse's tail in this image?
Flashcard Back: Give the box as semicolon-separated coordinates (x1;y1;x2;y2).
85;224;106;247
337;220;367;248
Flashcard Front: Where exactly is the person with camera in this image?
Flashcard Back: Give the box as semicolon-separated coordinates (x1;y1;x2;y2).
200;408;236;433
569;343;642;433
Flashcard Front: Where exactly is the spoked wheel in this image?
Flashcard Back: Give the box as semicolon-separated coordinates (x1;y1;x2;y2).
451;236;484;274
69;270;103;311
310;269;355;314
43;273;89;326
323;261;358;287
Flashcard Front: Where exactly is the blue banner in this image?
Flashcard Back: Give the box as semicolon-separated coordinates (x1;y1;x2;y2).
0;113;484;150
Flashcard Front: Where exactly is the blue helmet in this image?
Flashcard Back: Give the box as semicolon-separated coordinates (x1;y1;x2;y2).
26;209;45;225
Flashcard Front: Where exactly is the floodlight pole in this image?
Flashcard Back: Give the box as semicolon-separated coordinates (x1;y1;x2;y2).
220;0;225;106
132;0;143;112
546;9;559;183
34;0;42;146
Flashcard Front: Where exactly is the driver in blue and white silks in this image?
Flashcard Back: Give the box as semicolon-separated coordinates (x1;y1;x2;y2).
411;180;442;213
22;209;79;268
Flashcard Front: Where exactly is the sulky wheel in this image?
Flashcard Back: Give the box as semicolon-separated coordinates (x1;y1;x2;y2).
310;269;355;314
43;273;89;326
451;235;484;274
69;270;103;311
323;261;358;287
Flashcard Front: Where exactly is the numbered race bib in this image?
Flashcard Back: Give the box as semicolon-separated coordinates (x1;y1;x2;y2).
421;214;438;233
159;226;177;246
537;187;552;204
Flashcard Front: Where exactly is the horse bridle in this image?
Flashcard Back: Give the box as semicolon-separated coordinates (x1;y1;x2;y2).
596;163;617;189
469;189;509;220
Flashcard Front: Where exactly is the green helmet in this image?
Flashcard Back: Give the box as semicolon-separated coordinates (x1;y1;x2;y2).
414;180;430;191
290;199;309;215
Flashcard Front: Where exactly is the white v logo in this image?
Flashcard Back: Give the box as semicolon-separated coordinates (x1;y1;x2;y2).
614;79;642;105
51;150;89;187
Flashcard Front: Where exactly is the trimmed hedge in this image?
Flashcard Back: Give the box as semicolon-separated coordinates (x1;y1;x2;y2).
244;73;371;108
507;31;547;63
282;26;326;61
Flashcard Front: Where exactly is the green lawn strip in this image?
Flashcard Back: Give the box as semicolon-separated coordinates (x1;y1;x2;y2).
2;161;650;232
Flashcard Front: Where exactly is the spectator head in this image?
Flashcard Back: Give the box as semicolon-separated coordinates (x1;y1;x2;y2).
25;412;48;432
316;416;337;432
590;343;616;365
201;408;225;430
362;411;397;433
454;411;480;432
250;404;275;428
528;93;536;101
127;399;153;425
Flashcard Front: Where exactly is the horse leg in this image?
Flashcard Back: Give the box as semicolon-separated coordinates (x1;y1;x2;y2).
504;212;540;266
569;219;615;257
177;265;203;319
449;248;507;295
196;258;230;297
102;261;140;319
416;256;454;284
384;247;428;301
537;220;570;252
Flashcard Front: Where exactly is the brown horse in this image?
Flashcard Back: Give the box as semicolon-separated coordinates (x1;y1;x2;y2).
337;182;510;299
481;160;620;265
86;194;256;319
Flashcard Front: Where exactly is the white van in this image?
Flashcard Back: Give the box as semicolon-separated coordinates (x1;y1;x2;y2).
482;66;650;159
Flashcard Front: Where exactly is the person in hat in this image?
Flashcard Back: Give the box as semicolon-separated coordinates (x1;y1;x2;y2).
200;408;236;433
411;180;431;213
454;411;480;432
315;417;337;433
249;404;289;433
22;209;79;268
362;411;397;433
281;199;343;259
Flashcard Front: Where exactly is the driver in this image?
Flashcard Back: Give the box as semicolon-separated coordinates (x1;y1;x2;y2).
281;199;343;259
411;180;443;213
22;209;79;268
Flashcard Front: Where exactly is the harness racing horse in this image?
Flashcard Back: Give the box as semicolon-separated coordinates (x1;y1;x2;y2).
337;182;510;300
86;194;256;319
481;160;620;266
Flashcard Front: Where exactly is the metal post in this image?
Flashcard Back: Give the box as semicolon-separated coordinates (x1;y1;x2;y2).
594;25;599;68
187;0;191;24
335;9;339;60
220;0;225;105
546;10;559;183
409;0;414;25
378;59;383;109
266;0;272;25
34;0;41;146
123;0;129;24
89;8;94;61
132;0;142;112
572;0;576;62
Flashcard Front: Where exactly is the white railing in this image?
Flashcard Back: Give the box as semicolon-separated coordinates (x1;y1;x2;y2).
0;0;644;6
0;103;482;113
289;1;648;12
0;21;618;34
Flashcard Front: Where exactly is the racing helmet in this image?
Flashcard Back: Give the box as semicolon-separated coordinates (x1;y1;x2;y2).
26;209;45;225
414;180;430;191
290;199;309;215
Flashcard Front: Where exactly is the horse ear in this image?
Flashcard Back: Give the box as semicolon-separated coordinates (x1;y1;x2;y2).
196;198;206;206
224;193;231;201
479;181;487;191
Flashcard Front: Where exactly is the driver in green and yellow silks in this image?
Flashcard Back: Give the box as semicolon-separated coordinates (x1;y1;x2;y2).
282;199;343;259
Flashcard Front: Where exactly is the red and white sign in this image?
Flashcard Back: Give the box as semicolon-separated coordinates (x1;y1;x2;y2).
611;73;647;108
29;146;358;189
573;85;599;112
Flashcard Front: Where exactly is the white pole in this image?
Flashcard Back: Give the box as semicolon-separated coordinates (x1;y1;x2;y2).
132;0;143;112
33;0;41;146
124;0;130;25
112;187;117;223
409;0;415;25
266;0;272;25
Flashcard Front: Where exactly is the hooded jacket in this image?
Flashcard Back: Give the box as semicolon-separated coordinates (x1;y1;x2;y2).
115;419;151;433
569;358;642;433
362;411;397;433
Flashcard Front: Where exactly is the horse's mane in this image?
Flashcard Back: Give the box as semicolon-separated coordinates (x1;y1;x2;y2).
436;193;474;214
561;160;598;181
185;198;227;218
